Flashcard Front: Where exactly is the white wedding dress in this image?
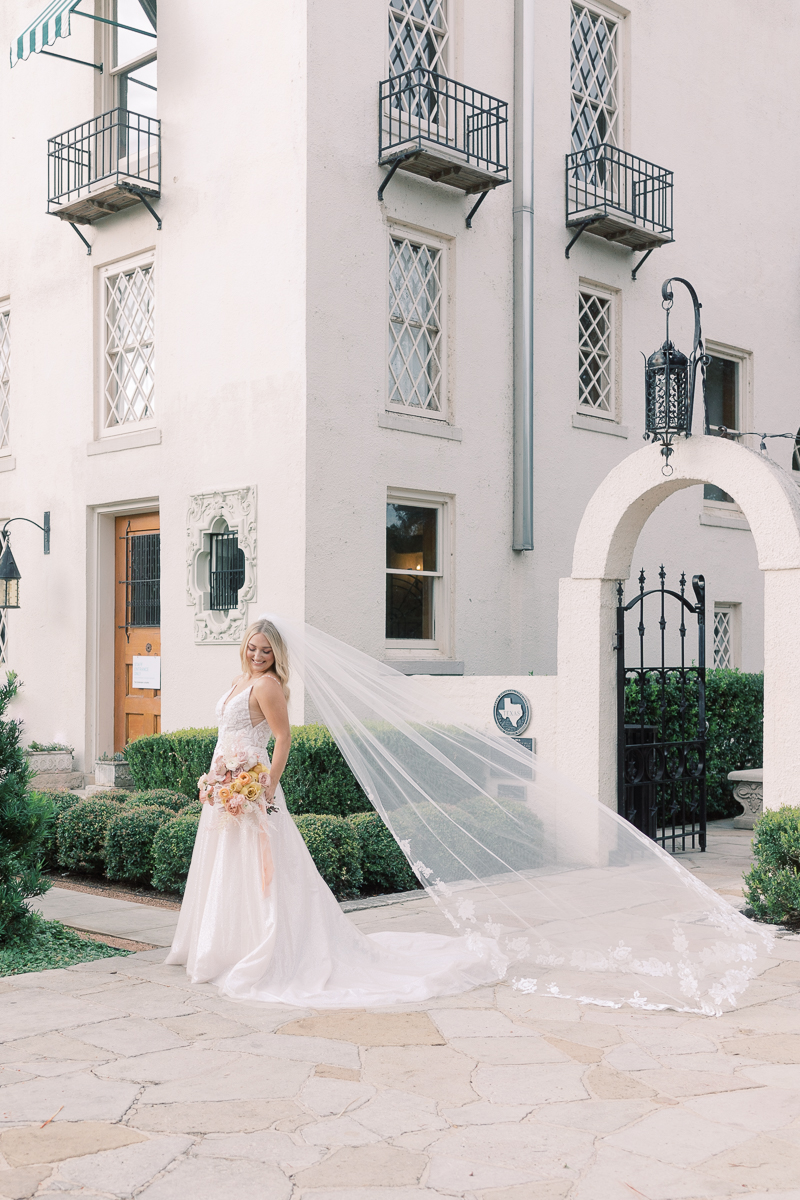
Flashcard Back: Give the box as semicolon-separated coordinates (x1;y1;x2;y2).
165;684;501;1007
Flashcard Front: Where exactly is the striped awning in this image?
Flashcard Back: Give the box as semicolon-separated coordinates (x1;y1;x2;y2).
10;0;83;68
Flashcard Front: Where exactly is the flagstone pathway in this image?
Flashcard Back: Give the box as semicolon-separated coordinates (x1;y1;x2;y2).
1;822;798;1199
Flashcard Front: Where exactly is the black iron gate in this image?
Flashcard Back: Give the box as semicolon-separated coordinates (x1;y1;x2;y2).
616;567;707;852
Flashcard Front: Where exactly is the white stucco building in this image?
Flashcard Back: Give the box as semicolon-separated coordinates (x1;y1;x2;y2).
1;0;798;780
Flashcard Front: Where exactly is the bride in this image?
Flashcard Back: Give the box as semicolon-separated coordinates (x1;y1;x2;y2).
167;615;773;1014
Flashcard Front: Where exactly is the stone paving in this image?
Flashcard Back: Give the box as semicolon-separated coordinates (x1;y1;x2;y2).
1;823;799;1200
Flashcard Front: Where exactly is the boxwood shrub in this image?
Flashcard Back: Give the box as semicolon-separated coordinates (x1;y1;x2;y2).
349;812;419;894
743;807;800;927
178;798;203;818
124;789;188;814
57;796;125;874
105;805;177;883
28;790;81;870
293;814;363;900
126;729;218;798
152;813;200;894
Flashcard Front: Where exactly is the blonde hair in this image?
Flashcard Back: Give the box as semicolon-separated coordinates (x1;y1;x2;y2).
239;619;290;701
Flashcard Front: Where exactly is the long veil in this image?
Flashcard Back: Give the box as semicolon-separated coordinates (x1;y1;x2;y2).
263;614;773;1015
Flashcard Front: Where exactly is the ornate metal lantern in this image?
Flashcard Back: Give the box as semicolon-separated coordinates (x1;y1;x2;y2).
644;278;707;473
0;540;21;609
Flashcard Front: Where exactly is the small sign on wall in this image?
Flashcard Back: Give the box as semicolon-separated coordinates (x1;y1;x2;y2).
132;656;161;690
493;690;531;737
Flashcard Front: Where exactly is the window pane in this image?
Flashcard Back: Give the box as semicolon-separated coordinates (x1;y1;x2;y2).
210;532;246;612
578;291;612;412
115;0;156;68
104;263;155;428
388;239;443;413
570;4;619;154
703;356;738;501
386;573;435;639
386;504;437;571
128;532;160;627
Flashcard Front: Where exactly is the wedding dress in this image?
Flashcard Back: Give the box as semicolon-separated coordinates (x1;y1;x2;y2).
165;684;500;1006
167;616;775;1015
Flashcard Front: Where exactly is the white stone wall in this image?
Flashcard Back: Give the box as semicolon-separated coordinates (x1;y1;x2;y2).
0;0;797;788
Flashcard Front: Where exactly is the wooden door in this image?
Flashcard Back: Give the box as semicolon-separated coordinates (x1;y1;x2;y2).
114;513;161;752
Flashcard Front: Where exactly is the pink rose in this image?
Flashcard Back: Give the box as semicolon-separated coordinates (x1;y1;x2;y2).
258;772;270;786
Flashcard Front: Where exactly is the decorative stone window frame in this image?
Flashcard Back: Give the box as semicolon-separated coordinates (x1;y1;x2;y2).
186;486;257;644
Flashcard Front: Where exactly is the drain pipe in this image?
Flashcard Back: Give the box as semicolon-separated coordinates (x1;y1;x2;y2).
512;0;534;550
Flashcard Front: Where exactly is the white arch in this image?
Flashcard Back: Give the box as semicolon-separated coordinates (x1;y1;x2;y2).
557;437;800;811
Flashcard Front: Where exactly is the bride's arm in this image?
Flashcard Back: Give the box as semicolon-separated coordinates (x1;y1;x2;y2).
254;677;291;805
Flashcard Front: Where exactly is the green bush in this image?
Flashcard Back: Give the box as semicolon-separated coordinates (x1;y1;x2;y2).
293;814;363;900
105;806;177;883
126;728;219;797
349;812;420;894
124;789;188;814
57;797;124;874
178;798;203;818
27;790;81;871
0;674;53;937
625;668;763;820
277;725;370;817
151;814;200;894
743;807;800;926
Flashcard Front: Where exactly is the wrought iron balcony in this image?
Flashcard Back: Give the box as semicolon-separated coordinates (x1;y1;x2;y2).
379;68;509;224
566;143;673;256
48;108;160;226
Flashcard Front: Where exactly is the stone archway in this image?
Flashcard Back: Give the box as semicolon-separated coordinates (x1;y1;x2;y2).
556;437;800;811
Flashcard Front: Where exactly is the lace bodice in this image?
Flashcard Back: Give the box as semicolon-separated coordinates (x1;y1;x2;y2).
215;684;272;754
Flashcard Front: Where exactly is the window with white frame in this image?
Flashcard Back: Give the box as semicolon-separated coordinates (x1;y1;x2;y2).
389;0;449;78
703;354;740;503
578;286;615;416
386;492;450;651
389;236;444;417
0;306;9;452
106;0;157;119
571;4;620;154
713;603;740;669
101;257;155;431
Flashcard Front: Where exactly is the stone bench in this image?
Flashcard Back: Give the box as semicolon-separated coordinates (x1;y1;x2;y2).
727;768;763;830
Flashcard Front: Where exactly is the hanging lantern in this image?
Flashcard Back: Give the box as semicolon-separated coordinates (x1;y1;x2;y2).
643;278;708;474
0;540;21;609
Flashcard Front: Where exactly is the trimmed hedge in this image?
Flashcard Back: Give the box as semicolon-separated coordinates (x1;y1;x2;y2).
178;798;203;818
293;814;364;900
152;814;200;895
350;812;419;894
28;790;81;870
625;668;763;820
743;807;800;927
57;796;125;874
126;728;218;798
124;790;188;814
106;806;176;883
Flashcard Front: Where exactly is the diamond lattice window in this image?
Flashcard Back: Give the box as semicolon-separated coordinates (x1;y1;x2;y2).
103;263;155;429
571;4;619;154
389;0;448;77
389;238;443;415
0;309;10;451
578;290;613;414
714;608;733;669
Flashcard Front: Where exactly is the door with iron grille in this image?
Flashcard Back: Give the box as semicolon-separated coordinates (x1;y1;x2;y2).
114;513;160;751
616;567;706;852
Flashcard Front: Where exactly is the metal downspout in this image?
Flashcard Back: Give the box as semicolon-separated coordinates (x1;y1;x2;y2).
512;0;534;550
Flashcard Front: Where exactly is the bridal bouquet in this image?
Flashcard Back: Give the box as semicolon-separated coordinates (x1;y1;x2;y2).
198;735;277;817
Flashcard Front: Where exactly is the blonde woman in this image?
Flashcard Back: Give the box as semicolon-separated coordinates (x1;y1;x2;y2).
166;617;499;1006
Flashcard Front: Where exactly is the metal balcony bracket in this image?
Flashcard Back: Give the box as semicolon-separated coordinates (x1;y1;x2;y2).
564;216;603;259
631;245;658;282
69;222;92;255
465;188;490;229
378;151;422;202
118;183;162;229
40;50;102;70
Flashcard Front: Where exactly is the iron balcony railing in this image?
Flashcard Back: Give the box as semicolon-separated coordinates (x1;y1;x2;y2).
379;68;509;179
48;108;161;212
566;143;673;239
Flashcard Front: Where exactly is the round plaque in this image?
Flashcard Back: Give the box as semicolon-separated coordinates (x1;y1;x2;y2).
493;690;531;737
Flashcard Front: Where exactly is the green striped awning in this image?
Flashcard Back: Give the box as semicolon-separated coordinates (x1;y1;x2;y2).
10;0;83;68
